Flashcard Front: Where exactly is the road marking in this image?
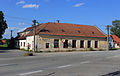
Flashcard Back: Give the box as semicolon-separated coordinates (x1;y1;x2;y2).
0;63;18;67
107;55;120;59
56;64;72;69
80;61;91;64
19;70;43;76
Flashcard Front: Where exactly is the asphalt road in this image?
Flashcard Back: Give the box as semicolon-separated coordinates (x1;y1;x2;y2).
0;48;120;76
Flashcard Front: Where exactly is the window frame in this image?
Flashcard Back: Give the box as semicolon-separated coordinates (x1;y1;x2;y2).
87;41;91;48
21;42;22;47
63;40;68;48
95;41;98;48
24;42;25;47
72;40;76;48
46;43;49;48
54;39;59;48
80;40;84;48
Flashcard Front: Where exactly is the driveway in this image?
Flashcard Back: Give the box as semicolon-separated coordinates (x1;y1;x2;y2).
0;47;27;58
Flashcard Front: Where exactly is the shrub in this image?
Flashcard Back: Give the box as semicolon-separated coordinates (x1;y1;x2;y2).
24;53;33;56
98;49;104;51
88;47;94;51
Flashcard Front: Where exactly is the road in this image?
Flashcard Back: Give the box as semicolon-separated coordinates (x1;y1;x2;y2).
0;48;120;76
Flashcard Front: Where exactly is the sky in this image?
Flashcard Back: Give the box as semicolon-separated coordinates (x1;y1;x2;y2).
0;0;120;39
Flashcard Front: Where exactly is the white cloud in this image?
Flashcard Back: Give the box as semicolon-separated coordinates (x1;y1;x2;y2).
18;22;25;25
18;27;27;32
4;27;20;35
8;27;17;30
16;0;25;5
73;3;85;7
22;4;39;8
3;26;27;39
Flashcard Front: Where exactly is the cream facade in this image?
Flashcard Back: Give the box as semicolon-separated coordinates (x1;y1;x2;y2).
36;35;107;52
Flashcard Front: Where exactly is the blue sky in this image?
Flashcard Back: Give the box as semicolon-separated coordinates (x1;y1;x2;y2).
1;0;120;39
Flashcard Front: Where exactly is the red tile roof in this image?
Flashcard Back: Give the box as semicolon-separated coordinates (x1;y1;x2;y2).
16;25;40;39
36;22;106;37
17;22;107;39
0;40;6;43
110;35;120;43
24;25;39;32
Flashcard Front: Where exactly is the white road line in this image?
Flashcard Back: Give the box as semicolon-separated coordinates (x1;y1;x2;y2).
19;70;43;76
80;61;91;64
56;64;72;69
0;64;11;66
107;55;120;59
0;63;17;67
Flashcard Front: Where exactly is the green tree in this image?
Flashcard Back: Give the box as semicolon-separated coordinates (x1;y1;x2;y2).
110;20;120;38
8;37;15;48
0;11;8;38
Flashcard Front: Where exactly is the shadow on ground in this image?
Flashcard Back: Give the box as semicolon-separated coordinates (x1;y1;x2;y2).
0;47;11;53
102;71;120;76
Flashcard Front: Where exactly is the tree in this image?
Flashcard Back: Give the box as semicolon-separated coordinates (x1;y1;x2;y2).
110;20;120;38
8;37;15;48
0;11;8;38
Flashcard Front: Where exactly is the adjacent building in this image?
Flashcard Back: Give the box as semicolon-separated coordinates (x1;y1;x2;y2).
109;35;120;48
16;21;107;51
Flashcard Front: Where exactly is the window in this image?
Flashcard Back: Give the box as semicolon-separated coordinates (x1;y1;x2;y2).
21;42;22;46
95;41;98;48
46;43;49;48
72;40;76;48
87;41;91;48
54;39;59;48
63;40;68;48
24;42;25;47
80;40;84;48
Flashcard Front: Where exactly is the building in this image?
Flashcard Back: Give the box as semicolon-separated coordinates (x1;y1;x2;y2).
0;40;6;45
15;25;39;50
109;35;120;48
16;21;107;51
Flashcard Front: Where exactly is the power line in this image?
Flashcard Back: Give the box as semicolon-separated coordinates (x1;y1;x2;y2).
6;19;32;25
5;15;32;21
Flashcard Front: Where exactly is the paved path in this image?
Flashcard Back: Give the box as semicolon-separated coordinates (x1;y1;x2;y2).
0;48;120;76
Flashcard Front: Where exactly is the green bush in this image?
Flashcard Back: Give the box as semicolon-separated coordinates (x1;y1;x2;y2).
24;53;33;56
88;47;94;51
98;49;104;51
109;48;120;50
8;37;15;48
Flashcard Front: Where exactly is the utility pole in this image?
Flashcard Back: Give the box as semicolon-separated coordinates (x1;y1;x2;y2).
11;30;13;39
107;25;110;51
32;20;36;52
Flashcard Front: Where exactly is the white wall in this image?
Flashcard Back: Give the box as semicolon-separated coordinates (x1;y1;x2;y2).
26;35;38;50
19;40;27;49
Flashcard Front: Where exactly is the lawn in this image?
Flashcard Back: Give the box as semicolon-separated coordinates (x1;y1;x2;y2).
0;44;8;47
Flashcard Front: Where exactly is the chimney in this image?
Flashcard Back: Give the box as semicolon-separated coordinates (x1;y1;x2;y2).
57;20;59;23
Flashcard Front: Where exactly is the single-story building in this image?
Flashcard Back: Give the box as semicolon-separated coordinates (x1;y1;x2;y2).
16;21;107;51
109;35;120;48
0;40;6;45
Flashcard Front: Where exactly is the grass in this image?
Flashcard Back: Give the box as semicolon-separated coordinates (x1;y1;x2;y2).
0;44;8;47
109;48;120;50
